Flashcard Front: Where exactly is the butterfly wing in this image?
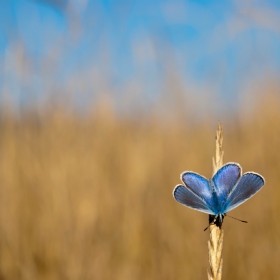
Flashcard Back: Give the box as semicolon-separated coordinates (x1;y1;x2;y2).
223;172;265;213
173;185;215;214
212;163;241;207
173;172;215;215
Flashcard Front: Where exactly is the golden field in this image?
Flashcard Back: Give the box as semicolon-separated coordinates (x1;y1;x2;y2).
0;92;279;280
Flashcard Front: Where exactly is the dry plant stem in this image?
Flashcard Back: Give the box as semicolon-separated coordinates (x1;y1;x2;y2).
208;123;224;280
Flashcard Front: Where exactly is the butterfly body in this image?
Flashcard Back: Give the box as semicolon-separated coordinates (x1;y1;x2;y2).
173;163;265;223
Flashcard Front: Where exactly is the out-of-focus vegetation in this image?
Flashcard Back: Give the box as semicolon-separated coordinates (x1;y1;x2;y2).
0;91;279;280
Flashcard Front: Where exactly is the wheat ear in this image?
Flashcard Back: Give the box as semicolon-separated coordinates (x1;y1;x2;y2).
207;123;224;280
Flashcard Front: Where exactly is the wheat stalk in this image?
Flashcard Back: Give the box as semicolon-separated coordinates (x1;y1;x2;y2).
207;123;224;280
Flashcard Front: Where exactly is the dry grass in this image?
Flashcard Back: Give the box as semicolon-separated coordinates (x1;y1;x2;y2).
208;123;224;280
0;93;279;280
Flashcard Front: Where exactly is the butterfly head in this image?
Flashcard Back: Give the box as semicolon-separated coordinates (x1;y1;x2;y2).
209;214;224;228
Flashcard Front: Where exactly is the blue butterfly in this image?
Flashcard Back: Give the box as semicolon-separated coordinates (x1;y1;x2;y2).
173;162;265;225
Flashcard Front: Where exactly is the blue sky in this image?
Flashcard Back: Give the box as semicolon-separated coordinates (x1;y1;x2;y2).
1;0;280;115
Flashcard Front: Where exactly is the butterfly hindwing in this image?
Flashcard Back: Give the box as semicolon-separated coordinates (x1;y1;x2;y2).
181;172;213;208
173;185;215;214
212;163;241;206
224;172;265;213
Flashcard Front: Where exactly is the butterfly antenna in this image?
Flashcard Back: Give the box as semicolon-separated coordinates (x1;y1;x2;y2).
204;224;210;231
226;214;248;223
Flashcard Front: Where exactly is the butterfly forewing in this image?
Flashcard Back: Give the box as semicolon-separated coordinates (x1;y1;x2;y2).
224;172;265;213
173;185;215;214
212;163;241;206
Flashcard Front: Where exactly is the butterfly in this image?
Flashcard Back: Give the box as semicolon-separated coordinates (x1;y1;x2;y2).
173;162;265;226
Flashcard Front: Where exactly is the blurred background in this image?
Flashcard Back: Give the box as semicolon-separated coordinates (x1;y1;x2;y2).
0;0;280;279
